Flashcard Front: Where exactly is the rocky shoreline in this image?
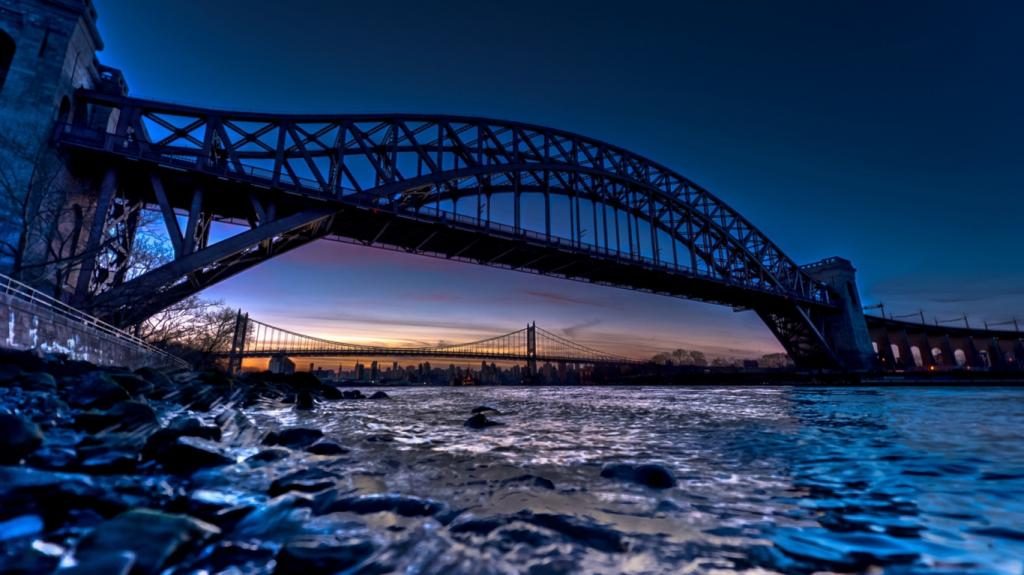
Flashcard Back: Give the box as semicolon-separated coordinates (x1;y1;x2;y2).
1;349;686;574
0;349;408;574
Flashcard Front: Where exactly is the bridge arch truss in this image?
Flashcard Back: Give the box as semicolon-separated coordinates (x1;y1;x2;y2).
56;92;844;368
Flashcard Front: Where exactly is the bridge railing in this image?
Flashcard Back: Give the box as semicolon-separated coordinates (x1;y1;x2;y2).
0;272;189;371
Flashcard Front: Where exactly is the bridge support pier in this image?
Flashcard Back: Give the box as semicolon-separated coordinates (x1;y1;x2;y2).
800;257;877;371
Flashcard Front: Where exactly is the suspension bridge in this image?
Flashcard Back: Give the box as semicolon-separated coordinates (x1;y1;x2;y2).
221;314;635;373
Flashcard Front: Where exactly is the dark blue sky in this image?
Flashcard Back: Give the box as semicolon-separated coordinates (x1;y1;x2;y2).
93;1;1023;358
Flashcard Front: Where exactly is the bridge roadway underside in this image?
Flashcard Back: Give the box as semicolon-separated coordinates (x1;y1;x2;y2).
82;160;834;329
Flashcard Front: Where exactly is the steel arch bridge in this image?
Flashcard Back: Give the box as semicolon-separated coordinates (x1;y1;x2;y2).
55;91;872;370
220;316;633;373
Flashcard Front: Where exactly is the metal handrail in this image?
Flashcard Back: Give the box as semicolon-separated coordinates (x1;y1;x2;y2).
0;272;189;370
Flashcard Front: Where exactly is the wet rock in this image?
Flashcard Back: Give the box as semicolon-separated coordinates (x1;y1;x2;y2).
171;416;222;440
186;541;275;573
143;418;222;461
68;372;130;409
296;390;315;410
264;427;323;449
0;539;63;573
600;462;676;489
178;381;223;412
75;433;146;474
26;445;78;470
214;408;260;444
0;466;123;523
321;386;344;400
0;363;21;385
134;367;175;395
108;372;154;398
74;400;158;433
307;441;348;455
0;514;44;542
246;447;292;464
517;511;626;553
471;405;500;414
341;389;366;399
318;493;447;517
449;511;625;553
275;536;376;574
156;436;234;473
73;509;220;575
233;493;315;540
58;551;135;575
0;413;44;464
464;413;503;429
17;371;57;392
78;449;140;475
269;468;340;496
183;489;259;529
369;391;391;400
501;474;555;490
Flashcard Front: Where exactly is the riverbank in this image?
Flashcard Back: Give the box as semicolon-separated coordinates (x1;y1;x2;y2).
0;348;408;573
2;348;1023;574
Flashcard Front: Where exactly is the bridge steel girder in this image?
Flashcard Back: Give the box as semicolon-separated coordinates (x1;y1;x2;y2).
59;91;864;369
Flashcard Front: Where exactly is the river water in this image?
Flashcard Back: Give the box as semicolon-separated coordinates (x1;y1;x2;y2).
246;386;1024;574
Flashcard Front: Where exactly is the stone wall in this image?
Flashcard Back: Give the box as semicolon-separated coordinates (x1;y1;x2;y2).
1;290;185;370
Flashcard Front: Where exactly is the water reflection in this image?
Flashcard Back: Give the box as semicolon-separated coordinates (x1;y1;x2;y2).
248;386;1024;574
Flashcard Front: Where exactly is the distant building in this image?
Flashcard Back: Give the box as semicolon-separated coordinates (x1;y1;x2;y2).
269;353;295;374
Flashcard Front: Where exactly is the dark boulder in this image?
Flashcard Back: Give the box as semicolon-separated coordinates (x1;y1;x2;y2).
318;493;447;517
17;371;57;392
156;437;234;473
142;417;222;460
246;448;292;464
108;372;154;397
600;462;676;489
67;372;130;409
134;367;176;400
274;536;376;574
471;405;500;414
76;433;146;475
296;390;315;410
306;441;348;456
73;509;219;575
342;389;365;400
74;400;159;433
369;391;391;400
0;413;44;464
321;385;343;400
464;413;503;429
169;416;222;441
26;445;77;470
264;427;323;449
0;363;22;385
269;468;340;497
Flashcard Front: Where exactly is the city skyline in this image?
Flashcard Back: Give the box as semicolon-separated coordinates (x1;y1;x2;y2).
93;0;1022;358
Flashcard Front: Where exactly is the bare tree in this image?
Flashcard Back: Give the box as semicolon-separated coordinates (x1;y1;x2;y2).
0;132;66;281
137;295;238;366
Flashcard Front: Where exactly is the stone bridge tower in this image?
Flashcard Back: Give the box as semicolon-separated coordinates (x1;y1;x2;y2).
0;0;126;294
802;257;878;370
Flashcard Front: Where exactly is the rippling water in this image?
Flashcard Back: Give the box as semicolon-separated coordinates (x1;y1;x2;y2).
248;386;1024;574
